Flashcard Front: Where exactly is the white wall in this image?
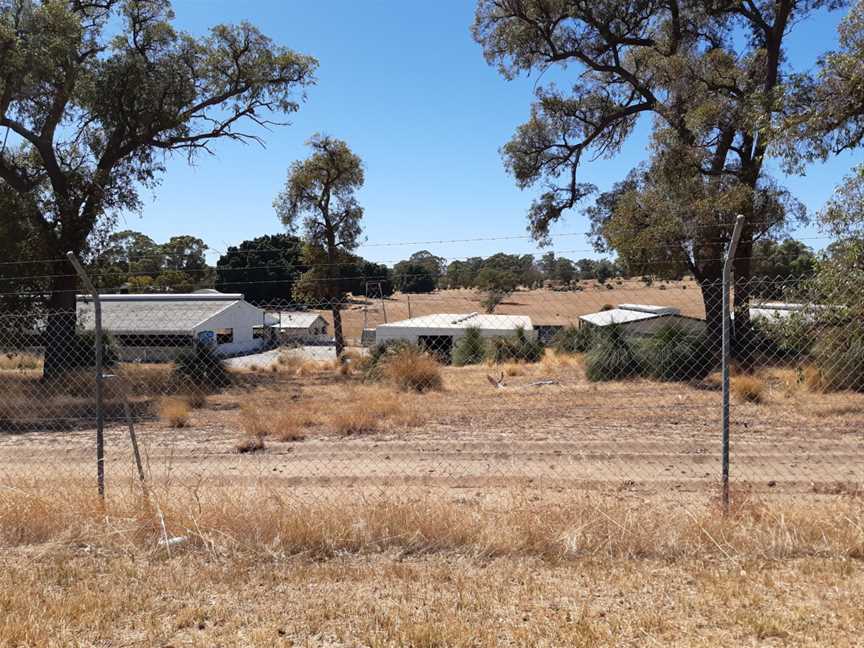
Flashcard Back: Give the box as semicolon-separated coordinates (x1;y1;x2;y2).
194;301;269;348
376;326;536;346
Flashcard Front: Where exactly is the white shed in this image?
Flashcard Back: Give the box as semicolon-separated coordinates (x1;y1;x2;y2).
579;304;705;337
77;292;270;361
263;311;330;343
375;312;534;359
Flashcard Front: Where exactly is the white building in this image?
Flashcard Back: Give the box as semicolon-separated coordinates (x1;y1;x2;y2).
261;312;330;344
77;292;271;361
375;312;534;359
579;304;705;337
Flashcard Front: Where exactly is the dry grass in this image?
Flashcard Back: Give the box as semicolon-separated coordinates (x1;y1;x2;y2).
235;434;266;454
1;547;862;647
158;396;191;428
1;487;862;561
238;384;420;442
381;346;443;393
501;362;526;377
0;486;863;646
240;399;311;442
732;375;765;403
330;393;406;435
0;352;42;371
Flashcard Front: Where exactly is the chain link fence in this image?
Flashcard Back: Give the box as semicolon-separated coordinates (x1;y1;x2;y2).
0;268;861;511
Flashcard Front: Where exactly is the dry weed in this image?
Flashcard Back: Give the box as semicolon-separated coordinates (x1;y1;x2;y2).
236;434;266;454
732;375;765;404
382;347;443;392
0;352;42;371
240;398;310;442
159;396;191;428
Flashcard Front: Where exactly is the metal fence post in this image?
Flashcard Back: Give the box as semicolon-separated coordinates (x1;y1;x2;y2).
66;252;105;499
722;215;745;512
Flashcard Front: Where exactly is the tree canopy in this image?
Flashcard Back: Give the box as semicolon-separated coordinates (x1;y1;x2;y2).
0;0;317;374
473;0;842;340
215;233;307;304
274;134;365;354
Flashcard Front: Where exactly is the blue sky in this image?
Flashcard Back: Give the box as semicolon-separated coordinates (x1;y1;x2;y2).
125;1;861;266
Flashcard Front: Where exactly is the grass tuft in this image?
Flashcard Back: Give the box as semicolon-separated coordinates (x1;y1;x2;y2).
159;396;191;428
732;375;765;403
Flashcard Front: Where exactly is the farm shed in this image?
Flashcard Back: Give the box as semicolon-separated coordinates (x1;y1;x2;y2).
579;304;705;337
748;302;824;322
77;292;270;361
259;312;330;344
375;312;534;360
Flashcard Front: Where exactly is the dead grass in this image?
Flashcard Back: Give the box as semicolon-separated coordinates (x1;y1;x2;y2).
240;399;311;442
330;393;405;435
235;434;266;454
732;375;765;403
238;384;420;441
0;352;42;371
381;346;443;393
0;487;862;562
158;396;191;428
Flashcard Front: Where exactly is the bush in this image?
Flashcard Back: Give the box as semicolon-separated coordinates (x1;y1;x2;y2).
363;340;415;375
452;327;486;366
641;325;716;381
486;327;544;364
749;315;815;361
158;396;191;428
381;346;443;393
64;331;118;369
173;345;231;392
732;375;765;403
553;325;594;354
811;323;864;392
585;324;640;381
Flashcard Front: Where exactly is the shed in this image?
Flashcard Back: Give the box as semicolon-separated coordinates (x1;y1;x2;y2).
375;312;534;360
579;304;705;337
77;292;270;361
260;311;330;344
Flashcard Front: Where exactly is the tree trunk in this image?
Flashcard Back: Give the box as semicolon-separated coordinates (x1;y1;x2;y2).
42;271;79;380
332;303;345;357
699;277;724;359
732;228;755;368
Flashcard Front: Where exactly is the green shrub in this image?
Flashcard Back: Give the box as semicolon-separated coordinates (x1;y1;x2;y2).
749;314;815;360
363;340;415;377
812;323;864;392
640;324;716;381
585;324;640;381
452;327;486;366
486;327;544;364
553;325;594;354
64;331;118;369
173;345;231;391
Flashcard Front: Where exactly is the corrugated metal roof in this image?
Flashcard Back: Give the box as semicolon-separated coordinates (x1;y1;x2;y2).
579;309;664;326
579;303;683;326
378;312;533;331
616;304;680;316
77;296;240;335
270;312;327;329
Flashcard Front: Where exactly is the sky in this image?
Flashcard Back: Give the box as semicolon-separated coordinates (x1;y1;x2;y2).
121;0;862;266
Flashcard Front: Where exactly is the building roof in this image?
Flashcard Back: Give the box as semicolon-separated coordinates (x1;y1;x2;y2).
268;312;327;330
579;304;681;327
76;293;245;335
378;312;533;331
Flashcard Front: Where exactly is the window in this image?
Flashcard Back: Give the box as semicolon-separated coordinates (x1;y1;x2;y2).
215;328;234;345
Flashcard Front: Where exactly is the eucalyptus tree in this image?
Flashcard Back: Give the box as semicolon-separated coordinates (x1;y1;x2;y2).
274;135;365;356
0;0;317;375
473;0;840;342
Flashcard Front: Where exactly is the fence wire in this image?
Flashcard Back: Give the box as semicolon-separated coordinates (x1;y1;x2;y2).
0;274;861;509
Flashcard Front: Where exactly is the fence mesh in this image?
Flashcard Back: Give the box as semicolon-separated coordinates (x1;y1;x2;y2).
0;274;861;513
